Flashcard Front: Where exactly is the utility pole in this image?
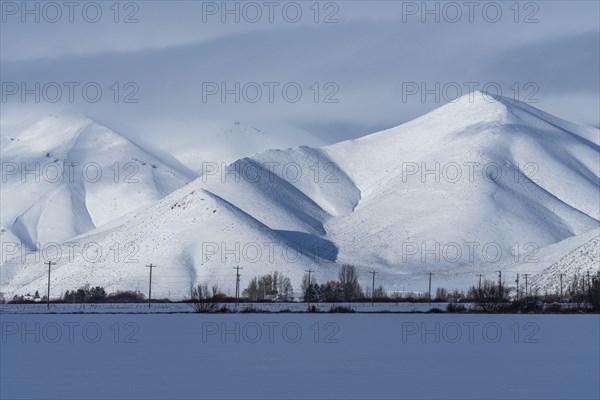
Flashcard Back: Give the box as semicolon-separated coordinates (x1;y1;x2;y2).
523;274;529;299
233;266;243;306
497;271;502;301
477;274;484;290
427;272;434;304
559;273;565;301
587;270;591;299
146;264;156;308
305;269;314;308
516;273;520;301
369;271;378;306
46;261;56;309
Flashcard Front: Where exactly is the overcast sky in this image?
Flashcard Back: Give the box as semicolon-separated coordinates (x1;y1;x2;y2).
1;0;599;163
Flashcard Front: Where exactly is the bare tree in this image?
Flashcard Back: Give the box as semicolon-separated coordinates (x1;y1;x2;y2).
243;272;294;301
467;279;510;311
301;272;318;302
242;277;260;301
277;275;294;301
339;264;363;301
190;283;221;312
373;285;387;300
435;287;448;301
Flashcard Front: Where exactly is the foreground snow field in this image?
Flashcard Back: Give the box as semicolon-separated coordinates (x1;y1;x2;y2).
1;313;598;399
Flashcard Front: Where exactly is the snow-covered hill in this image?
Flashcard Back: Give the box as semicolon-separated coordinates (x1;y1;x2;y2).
508;228;600;295
2;92;599;298
322;91;599;274
172;120;319;174
0;115;196;253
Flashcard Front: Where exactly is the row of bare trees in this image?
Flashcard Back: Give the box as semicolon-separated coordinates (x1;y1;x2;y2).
5;265;598;312
301;264;372;302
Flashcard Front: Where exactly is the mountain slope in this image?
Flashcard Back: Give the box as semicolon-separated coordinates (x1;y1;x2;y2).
1;114;196;253
322;92;599;271
506;227;600;295
2;92;599;297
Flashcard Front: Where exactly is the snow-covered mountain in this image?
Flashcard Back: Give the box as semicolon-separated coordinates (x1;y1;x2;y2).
0;114;196;253
2;92;599;298
172;120;315;174
507;227;600;295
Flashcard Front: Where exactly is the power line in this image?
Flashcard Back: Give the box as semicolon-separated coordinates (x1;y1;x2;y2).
146;264;156;308
523;274;530;298
587;270;591;298
46;261;56;310
233;266;243;306
497;271;502;294
559;273;565;301
305;269;314;308
369;270;378;306
427;272;434;304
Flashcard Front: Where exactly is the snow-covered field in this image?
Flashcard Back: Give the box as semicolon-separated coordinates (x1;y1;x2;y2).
1;313;598;399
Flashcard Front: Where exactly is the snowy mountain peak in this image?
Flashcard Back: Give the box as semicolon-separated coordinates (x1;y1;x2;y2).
404;90;515;132
3;114;90;153
1;115;196;252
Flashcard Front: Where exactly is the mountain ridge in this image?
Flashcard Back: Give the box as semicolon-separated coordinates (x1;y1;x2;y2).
1;114;196;252
2;93;598;297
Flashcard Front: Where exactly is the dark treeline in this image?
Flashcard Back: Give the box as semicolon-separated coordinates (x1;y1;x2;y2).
242;271;293;301
9;284;146;304
4;267;599;312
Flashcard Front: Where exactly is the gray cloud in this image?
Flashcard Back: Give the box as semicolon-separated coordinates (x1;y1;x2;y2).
1;0;598;159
